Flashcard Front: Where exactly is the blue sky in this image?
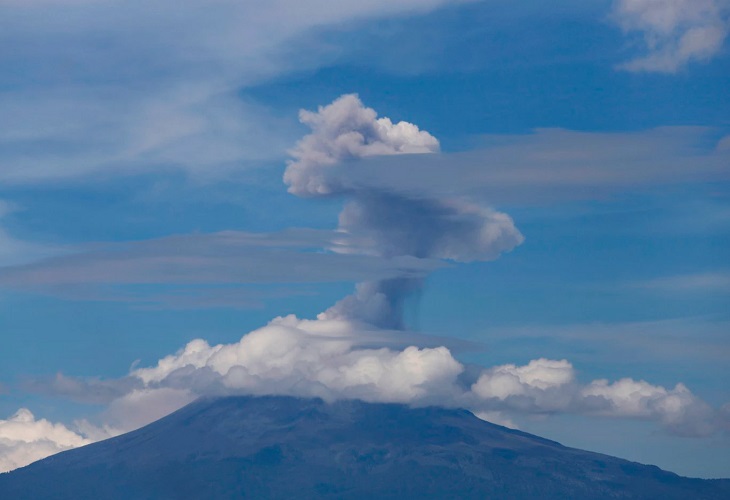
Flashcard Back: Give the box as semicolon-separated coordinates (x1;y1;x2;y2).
0;0;729;478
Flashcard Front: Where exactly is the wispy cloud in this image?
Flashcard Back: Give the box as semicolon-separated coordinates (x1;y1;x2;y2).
0;0;468;185
612;0;729;72
632;271;730;292
20;373;143;406
320;127;730;205
0;228;444;307
477;317;730;364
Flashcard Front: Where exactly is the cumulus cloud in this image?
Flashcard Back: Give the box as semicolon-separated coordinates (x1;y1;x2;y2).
613;0;729;72
133;315;464;405
470;358;719;437
0;408;90;473
580;378;718;437
123;316;725;439
6;316;725;472
471;358;575;407
0;387;199;472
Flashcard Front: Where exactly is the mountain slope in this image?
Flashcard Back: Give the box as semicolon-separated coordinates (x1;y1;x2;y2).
0;395;727;499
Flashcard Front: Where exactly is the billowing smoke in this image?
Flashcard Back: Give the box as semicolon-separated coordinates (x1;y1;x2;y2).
284;93;440;197
284;94;524;328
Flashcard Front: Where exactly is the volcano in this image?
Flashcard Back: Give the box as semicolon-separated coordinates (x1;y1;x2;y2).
0;395;727;499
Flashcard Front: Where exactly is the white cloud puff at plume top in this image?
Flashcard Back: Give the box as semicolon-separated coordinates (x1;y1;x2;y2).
284;94;439;196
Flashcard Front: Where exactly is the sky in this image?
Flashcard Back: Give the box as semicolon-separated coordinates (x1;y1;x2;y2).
0;0;729;479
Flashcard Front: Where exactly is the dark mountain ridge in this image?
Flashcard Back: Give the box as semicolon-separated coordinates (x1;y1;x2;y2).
1;395;728;499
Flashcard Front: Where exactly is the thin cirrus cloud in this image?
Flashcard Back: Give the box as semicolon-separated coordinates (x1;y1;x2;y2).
0;0;472;185
1;1;725;187
612;0;729;72
0;228;445;306
0;95;526;317
631;271;730;292
333;127;729;205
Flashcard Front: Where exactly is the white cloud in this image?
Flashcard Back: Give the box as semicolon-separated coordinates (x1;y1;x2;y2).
472;358;575;399
133;315;464;405
0;408;90;473
613;0;729;72
581;378;718;437
99;388;196;433
5;315;724;472
127;315;723;438
470;359;578;415
470;358;718;437
0;388;198;473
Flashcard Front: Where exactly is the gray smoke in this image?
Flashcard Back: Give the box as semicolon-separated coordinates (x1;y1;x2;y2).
285;94;524;328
